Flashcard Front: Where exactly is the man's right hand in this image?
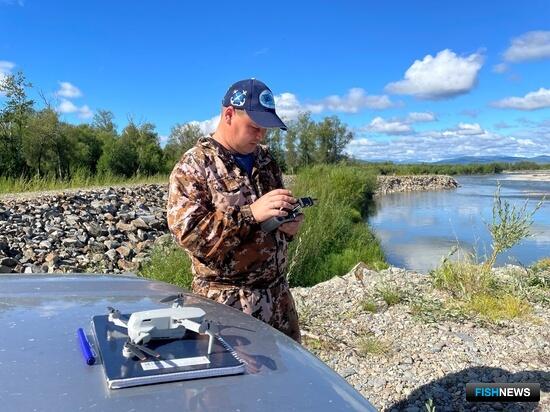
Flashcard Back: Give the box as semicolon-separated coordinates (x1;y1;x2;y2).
250;189;296;223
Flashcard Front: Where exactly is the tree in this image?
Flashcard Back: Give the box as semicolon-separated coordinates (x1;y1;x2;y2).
164;122;203;171
92;110;117;134
284;126;299;174
264;128;286;171
316;116;353;164
0;71;34;177
294;113;317;168
23;109;60;177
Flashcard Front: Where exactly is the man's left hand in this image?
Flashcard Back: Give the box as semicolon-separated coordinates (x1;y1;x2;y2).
278;213;305;237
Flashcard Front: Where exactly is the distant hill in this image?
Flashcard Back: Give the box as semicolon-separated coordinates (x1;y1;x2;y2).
432;155;550;165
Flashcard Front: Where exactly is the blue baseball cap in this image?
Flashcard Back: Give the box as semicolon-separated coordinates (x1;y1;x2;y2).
222;78;287;131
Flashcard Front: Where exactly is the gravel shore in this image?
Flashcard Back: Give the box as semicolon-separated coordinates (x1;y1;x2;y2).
292;265;549;411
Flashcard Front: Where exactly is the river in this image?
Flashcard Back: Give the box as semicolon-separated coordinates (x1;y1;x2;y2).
368;171;550;273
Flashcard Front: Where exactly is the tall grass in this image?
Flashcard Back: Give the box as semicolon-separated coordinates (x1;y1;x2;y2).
0;171;169;194
287;164;387;286
139;241;193;290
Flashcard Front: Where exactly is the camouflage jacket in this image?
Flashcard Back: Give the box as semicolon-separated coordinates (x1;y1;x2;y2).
167;136;291;288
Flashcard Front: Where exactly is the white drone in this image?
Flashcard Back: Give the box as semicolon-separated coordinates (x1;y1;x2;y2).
107;294;218;361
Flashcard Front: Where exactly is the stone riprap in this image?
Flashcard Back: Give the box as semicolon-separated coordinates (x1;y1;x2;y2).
0;184;169;274
376;175;458;195
292;265;549;412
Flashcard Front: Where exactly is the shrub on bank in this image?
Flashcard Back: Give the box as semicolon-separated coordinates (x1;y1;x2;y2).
287;164;387;286
139;241;193;290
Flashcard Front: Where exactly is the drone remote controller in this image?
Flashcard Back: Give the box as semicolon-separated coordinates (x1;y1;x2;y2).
260;197;317;233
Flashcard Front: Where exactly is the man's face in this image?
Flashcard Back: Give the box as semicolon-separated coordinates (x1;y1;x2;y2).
230;109;268;154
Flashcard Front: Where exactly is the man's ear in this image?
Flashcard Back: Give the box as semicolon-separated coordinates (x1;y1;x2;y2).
223;106;234;124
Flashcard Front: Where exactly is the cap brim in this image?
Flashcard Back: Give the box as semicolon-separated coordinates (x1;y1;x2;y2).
246;110;287;131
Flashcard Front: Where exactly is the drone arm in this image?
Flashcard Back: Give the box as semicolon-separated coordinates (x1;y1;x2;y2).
205;330;215;355
132;331;150;345
179;319;216;354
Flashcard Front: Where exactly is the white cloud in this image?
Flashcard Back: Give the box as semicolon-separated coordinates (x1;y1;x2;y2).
367;117;412;135
385;49;484;100
455;123;485;136
189;115;220;135
56;98;93;119
321;88;394;112
491;88;550;111
406;112;436;123
78;105;93;119
56;81;82;98
503;31;550;62
0;60;15;86
346;125;549;163
492;63;509;73
274;92;309;121
273;88;394;121
57;99;78;113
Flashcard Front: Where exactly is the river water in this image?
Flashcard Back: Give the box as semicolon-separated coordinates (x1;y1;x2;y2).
368;172;550;273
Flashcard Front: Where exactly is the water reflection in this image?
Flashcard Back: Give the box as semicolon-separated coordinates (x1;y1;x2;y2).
368;174;550;273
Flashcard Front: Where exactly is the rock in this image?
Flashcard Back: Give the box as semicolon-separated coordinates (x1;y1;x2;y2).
117;259;138;271
104;240;121;250
131;218;149;230
39;240;53;249
0;265;13;273
116;221;135;232
341;367;357;378
61;238;84;248
105;249;117;261
0;257;18;267
45;252;60;264
116;245;133;258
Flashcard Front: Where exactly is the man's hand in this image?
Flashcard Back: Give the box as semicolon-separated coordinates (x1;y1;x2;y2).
278;213;304;236
250;189;296;223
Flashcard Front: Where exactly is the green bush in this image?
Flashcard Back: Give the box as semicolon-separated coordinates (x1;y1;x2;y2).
287;165;386;286
139;242;193;290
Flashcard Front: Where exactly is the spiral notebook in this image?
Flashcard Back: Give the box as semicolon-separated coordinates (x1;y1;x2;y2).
91;314;246;389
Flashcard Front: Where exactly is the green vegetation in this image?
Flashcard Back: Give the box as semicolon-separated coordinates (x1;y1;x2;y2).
139;241;193;290
360;298;378;313
377;283;404;306
351;160;550;176
483;183;543;271
286;165;387;286
464;293;531;322
1;71;356;194
427;185;547;323
356;334;390;356
0;172;168;194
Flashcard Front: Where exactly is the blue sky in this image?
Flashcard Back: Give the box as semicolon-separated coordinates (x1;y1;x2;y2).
1;0;549;162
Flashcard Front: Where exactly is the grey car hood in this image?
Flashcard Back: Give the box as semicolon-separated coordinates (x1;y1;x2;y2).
0;274;377;411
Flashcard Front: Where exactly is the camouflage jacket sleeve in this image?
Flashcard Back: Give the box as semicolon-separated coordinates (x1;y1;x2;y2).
166;155;256;264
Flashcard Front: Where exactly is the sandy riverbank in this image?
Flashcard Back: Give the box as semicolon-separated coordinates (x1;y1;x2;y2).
499;171;550;182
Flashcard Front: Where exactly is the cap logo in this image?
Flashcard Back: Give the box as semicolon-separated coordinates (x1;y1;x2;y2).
259;90;275;109
230;89;247;107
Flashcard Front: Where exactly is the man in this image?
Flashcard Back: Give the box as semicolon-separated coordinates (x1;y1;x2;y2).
167;78;304;342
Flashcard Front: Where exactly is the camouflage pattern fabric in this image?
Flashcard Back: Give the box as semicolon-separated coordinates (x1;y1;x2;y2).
167;136;301;342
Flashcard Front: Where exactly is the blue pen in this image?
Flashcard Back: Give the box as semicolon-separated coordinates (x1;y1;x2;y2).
77;327;95;365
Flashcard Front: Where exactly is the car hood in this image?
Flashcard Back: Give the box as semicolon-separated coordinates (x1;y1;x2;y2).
0;274;376;411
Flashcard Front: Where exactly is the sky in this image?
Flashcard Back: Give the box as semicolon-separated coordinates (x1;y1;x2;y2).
1;0;549;162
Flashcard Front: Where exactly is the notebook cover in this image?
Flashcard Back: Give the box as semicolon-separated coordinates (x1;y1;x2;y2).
91;314;246;389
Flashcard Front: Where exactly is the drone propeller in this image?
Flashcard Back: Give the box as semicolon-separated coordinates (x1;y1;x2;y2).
159;293;185;306
133;343;161;359
123;341;147;361
123;340;161;361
